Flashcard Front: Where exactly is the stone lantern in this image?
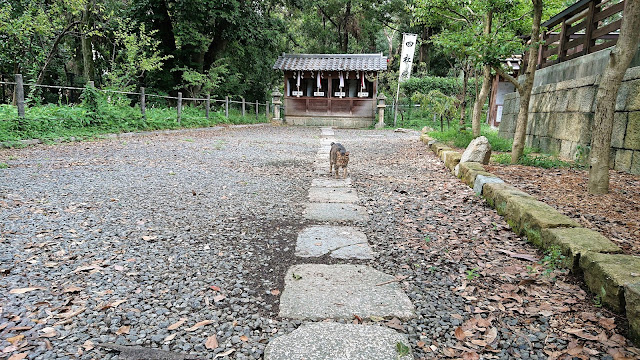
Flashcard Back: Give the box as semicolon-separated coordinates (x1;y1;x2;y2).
272;90;283;123
375;94;387;129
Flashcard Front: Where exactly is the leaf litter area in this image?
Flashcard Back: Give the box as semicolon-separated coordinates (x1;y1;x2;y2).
343;130;640;360
485;164;640;255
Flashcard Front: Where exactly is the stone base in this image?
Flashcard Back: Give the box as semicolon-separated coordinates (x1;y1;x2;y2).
286;116;374;128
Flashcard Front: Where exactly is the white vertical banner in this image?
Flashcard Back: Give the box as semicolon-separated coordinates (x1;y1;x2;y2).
395;33;418;126
398;33;418;82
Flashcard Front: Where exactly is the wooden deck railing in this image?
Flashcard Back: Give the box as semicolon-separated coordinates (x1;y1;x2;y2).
523;0;625;71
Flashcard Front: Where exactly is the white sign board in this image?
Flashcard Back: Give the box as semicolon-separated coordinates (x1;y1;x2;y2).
313;91;325;97
398;33;417;82
292;91;303;97
357;92;369;98
334;92;346;98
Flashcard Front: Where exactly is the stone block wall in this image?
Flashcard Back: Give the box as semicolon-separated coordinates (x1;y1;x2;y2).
499;66;640;174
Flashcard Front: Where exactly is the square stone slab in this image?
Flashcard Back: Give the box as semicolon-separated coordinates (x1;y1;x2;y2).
296;225;372;259
304;203;369;222
311;178;352;187
279;264;416;320
308;187;358;203
264;322;413;360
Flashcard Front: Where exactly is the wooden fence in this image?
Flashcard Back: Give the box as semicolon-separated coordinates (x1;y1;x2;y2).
523;0;625;71
0;74;270;123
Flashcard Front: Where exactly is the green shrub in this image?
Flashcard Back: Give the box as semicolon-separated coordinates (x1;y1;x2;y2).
427;125;513;152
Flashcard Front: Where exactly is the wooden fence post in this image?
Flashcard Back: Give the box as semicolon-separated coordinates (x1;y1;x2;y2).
177;92;182;124
255;100;259;119
15;74;25;118
225;96;229;118
206;94;210;119
1;74;5;105
140;87;146;119
241;97;245;117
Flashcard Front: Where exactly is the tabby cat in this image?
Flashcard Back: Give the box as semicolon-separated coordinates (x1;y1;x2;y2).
329;142;349;179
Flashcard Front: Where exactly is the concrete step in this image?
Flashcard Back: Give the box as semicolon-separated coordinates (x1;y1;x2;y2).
295;225;373;259
304;203;368;222
311;178;352;187
264;322;413;360
279;264;415;321
308;187;358;203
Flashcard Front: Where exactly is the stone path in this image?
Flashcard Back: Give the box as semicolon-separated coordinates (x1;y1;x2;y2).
264;127;416;359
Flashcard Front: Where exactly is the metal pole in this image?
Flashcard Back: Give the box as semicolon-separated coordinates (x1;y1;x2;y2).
15;74;25;118
140;87;146;119
177;92;182;124
206;94;210;119
225;96;229;118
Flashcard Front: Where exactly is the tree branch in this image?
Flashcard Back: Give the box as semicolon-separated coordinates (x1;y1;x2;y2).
494;11;532;35
36;20;81;85
493;65;523;93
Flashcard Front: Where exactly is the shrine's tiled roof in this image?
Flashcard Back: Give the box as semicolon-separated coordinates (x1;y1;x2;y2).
273;53;387;71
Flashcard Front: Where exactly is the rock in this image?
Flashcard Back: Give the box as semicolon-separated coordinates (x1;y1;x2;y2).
460;136;492;164
540;228;622;271
473;175;504;196
580;252;640;313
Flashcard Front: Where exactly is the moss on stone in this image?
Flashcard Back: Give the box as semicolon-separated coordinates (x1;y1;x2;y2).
579;252;640;313
541;228;622;272
625;282;640;346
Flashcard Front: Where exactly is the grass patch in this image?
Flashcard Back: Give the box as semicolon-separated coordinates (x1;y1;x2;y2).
427;125;512;152
0;102;267;143
492;152;576;169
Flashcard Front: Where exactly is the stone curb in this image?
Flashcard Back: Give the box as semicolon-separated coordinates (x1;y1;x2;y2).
421;134;640;345
0;123;271;148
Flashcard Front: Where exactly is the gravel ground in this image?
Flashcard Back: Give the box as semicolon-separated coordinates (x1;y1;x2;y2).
1;125;638;359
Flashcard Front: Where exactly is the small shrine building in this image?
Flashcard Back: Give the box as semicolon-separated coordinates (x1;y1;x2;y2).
272;53;387;128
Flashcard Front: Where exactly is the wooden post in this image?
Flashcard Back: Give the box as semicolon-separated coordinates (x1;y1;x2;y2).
583;0;600;56
241;97;245;117
206;94;211;119
140;87;146;119
177;92;182;124
557;20;568;63
1;74;5;105
225;96;229;118
255;100;259;120
15;74;25;118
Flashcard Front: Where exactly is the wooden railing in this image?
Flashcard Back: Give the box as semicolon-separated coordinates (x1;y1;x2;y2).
523;0;625;71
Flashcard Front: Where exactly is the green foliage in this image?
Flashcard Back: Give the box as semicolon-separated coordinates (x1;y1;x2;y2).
396;342;410;357
0;101;267;143
539;246;566;278
465;268;480;280
402;76;465;98
491;152;575;169
427;126;513;152
0;163;8;169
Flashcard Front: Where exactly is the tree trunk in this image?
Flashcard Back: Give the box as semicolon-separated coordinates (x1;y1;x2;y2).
588;0;640;194
459;65;469;130
471;9;493;138
81;1;95;82
511;0;543;164
37;21;80;85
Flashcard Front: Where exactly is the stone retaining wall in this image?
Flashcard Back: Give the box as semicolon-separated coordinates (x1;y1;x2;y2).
420;133;640;345
499;66;640;174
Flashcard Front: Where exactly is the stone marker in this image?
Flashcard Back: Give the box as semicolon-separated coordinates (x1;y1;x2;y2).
296;225;372;259
473;175;504;195
279;264;415;320
304;203;369;222
264;322;413;360
460;136;492;164
311;178;352;187
308;187;359;203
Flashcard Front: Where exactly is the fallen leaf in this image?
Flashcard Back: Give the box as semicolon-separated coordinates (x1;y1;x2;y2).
163;333;178;342
454;326;466;341
98;299;127;310
205;335;218;349
142;235;157;241
213;294;226;302
270;289;280;296
73;264;103;273
497;249;538;262
7;335;24;344
598;317;616;330
417;341;426;348
114;265;125;271
9;287;44;294
40;327;57;338
485;327;498;344
168;318;188;330
462;351;480;360
214;349;235;358
62;286;83;293
210;285;221;291
185;320;213;332
563;328;599;341
83;340;94;351
240;335;249;342
8;353;28;360
56;306;86;319
116;325;130;335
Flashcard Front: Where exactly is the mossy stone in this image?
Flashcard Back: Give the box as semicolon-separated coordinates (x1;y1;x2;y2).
442;151;461;172
579;252;640;313
625;282;640;346
541;228;622;272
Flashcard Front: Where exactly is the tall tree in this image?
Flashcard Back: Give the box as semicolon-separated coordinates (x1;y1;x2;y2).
588;0;640;194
